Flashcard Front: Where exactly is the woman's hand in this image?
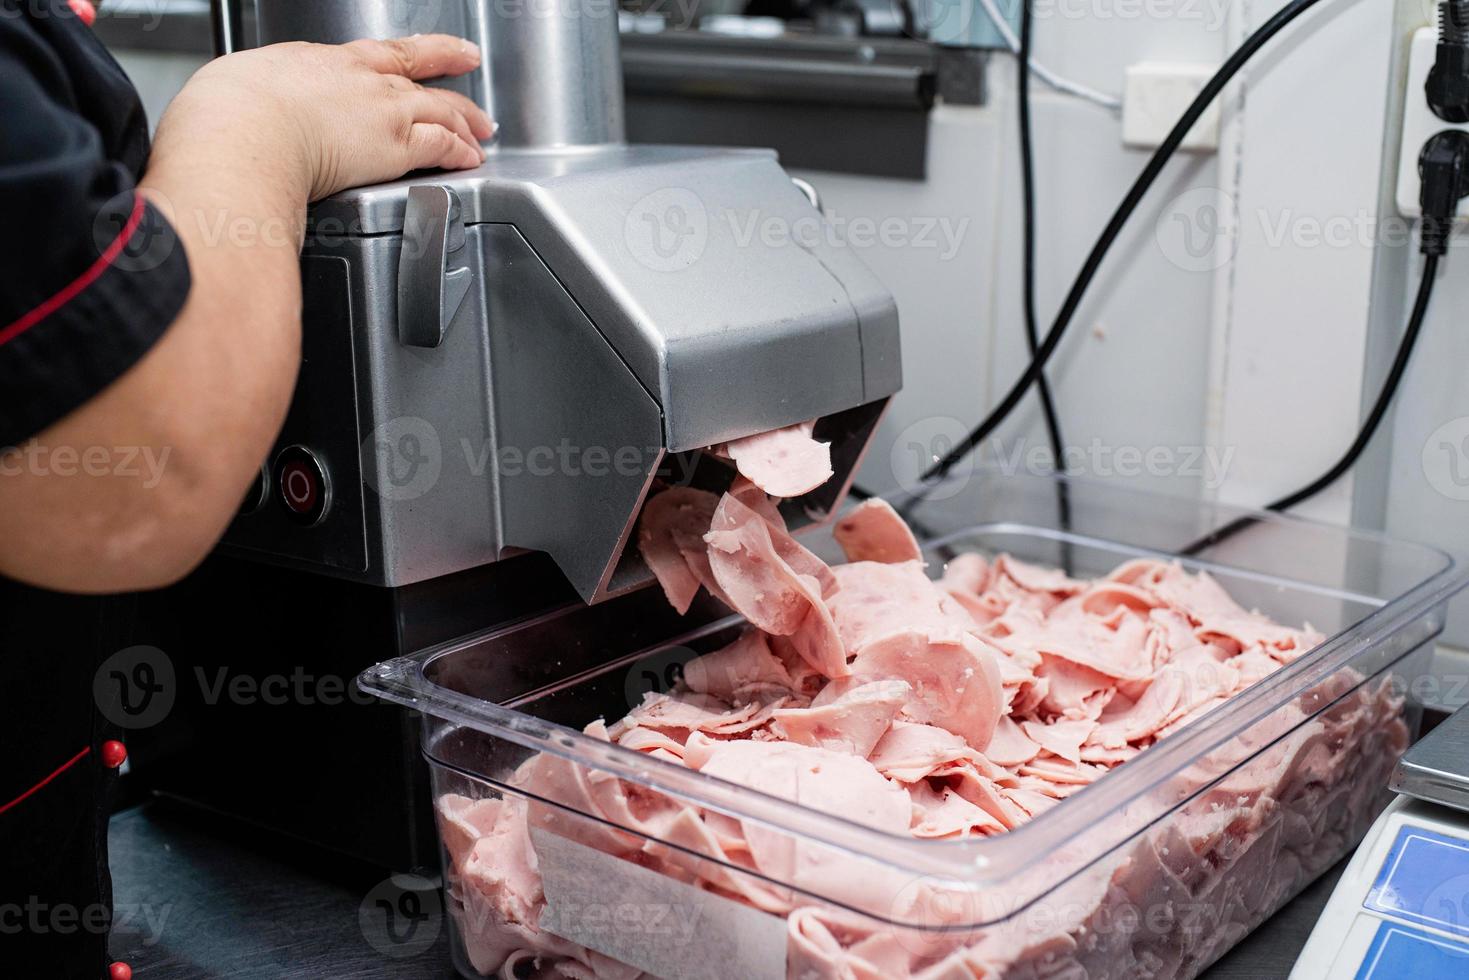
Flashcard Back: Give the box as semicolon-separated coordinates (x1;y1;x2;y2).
161;34;495;205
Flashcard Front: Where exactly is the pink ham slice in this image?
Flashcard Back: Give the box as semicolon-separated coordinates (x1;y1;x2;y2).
679;629;798;704
909;781;1006;837
635;487;721;614
706;492;838;618
828;561;980;655
705;493;848;678
624;691;767;734
1021;716;1098;765
868;720;980;782
437;794;505;875
610;725;688;759
728;475;788;529
847;631;1005;751
771;680;910;758
941;552;992;596
722;419;833;498
984;716;1043;767
993;554;1084;596
834;499;924;564
688;740;914;911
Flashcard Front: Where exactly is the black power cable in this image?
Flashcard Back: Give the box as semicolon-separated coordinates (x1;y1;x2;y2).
919;0;1331;488
1183;254;1441;555
1018;0;1074;562
1183;128;1469;554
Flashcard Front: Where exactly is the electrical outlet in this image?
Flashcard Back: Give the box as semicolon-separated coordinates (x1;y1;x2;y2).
1122;63;1221;153
1397;26;1469;219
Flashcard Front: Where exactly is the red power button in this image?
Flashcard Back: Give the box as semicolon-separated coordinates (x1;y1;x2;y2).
274;446;331;526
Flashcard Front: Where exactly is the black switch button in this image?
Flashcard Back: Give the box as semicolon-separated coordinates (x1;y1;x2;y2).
275;446;331;527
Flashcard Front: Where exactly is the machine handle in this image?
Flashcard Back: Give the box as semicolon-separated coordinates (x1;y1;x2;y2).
398;185;473;349
210;0;245;57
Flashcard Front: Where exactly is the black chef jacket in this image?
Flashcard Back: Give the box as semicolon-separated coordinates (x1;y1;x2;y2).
1;1;192;976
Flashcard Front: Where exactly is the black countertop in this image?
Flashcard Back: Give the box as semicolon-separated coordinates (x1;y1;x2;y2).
108;799;1338;978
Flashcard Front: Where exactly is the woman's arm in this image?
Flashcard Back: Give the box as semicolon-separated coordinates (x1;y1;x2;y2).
0;35;493;593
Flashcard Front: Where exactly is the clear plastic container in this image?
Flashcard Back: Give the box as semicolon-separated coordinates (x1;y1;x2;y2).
359;472;1467;980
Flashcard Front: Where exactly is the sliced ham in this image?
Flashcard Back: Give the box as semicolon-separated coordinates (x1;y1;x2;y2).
834;498;924;564
444;485;1397;980
984;716;1043;767
705;493;847;678
909;781;1006;837
771;680;910;758
635;487;720;614
1021;717;1098;765
847;631;1005;751
868;720;979;782
828;561;980;655
722;420;833;498
680;629;797;703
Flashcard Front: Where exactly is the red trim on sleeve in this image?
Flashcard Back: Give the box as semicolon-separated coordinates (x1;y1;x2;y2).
0;746;93;817
0;193;148;348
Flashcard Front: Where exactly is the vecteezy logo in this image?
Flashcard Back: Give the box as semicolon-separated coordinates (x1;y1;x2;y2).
93;192;174;274
623;645;699;711
1422;872;1469;942
388;0;448;33
94;646;176;730
364;417;443;502
624;188;709;272
1155;187;1239;273
359;874;442;959
1423;416;1469;501
889;415;974;501
903;0;978;41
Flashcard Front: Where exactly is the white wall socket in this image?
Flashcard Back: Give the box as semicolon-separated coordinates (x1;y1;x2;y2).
1397;26;1469;219
1122;62;1221;153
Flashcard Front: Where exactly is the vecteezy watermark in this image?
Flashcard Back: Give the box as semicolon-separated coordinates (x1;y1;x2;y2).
0;441;170;488
194;666;378;708
623;645;697;711
0;0;164;29
360;874;443;960
725;209;970;262
625;188;709;272
381;0;453;34
1032;0;1232;29
364;417;444;502
902;0;1232;43
94;647;382;729
985;437;1236;489
94;646;176;730
1155;187;1240;273
623;188;971;271
487;440;666;480
1422;416;1469;501
0;898;173;946
888;418;1235;496
356;417;716;502
1156;187;1464;272
538;900;702;944
889;416;977;501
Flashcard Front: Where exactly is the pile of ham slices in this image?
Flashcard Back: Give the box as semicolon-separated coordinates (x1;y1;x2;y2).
435;426;1408;980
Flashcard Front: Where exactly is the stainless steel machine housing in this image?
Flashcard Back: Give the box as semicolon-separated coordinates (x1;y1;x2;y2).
222;146;900;602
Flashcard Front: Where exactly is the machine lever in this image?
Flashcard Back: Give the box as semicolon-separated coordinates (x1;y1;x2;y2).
398;185;473;349
209;0;244;57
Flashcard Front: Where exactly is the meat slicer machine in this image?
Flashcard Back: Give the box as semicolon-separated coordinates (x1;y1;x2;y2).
132;0;901;870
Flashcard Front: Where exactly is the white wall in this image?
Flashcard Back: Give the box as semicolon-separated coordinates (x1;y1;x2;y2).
808;0;1418;519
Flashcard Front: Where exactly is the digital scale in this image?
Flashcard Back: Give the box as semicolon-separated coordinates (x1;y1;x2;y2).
1292;705;1469;978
